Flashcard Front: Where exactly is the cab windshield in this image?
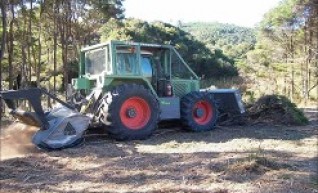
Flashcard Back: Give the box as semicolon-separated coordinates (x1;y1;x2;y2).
85;48;105;75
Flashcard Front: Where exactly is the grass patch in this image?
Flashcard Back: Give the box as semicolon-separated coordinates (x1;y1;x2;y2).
227;150;293;175
228;155;277;174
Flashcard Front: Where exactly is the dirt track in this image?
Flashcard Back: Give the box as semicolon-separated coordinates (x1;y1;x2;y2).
0;113;317;193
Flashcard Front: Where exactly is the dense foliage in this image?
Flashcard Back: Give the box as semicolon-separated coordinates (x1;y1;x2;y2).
182;22;256;60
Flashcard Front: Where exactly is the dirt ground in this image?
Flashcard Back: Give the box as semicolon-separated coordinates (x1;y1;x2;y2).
0;110;317;193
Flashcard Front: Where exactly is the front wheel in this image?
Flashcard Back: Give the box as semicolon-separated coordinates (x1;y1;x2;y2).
181;92;218;131
98;84;159;140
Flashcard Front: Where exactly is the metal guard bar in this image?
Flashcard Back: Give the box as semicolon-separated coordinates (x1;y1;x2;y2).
0;88;75;130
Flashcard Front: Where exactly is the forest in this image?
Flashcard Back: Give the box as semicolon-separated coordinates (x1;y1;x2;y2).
0;0;317;103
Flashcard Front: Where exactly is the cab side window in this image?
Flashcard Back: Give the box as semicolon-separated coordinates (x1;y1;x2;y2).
116;53;137;74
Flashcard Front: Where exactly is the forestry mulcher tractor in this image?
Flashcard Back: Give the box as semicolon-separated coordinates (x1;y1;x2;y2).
0;40;245;149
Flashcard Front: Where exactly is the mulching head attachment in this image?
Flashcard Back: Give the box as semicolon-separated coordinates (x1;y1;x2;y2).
0;88;91;150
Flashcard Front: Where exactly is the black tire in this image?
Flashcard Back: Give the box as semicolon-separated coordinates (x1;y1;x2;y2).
181;91;218;131
98;84;159;140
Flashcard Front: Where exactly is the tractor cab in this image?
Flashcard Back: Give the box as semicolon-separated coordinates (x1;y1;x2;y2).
74;40;200;99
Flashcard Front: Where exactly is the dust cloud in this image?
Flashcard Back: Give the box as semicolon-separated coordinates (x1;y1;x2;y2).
0;122;40;160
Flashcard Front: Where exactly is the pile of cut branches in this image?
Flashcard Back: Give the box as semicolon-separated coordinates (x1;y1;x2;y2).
218;95;308;126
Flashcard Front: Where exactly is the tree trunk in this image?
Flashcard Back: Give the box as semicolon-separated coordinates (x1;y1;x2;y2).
290;35;295;101
7;3;14;90
59;0;71;95
27;0;33;84
36;1;44;87
302;21;308;102
15;1;28;89
20;1;29;86
53;1;58;93
0;0;7;122
21;44;27;88
0;0;6;62
64;0;73;97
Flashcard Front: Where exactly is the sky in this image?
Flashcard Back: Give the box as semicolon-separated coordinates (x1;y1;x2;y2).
123;0;282;27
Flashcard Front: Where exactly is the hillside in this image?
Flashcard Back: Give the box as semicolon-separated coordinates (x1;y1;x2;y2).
182;22;256;59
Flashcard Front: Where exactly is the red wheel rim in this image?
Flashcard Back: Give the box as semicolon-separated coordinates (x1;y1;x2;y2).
120;97;151;130
192;100;213;125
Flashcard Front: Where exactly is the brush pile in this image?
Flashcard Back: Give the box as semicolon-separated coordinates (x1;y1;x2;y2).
219;95;308;126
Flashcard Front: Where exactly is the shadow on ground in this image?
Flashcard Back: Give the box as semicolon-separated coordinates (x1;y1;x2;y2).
0;144;317;192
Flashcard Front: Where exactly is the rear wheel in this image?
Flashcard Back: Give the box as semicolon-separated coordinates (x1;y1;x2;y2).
98;84;159;140
181;92;218;131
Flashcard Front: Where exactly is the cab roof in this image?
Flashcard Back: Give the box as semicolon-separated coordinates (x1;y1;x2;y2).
81;40;172;52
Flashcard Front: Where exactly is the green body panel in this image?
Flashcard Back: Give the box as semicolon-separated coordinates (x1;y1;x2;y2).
79;52;85;76
171;79;200;97
72;77;91;90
